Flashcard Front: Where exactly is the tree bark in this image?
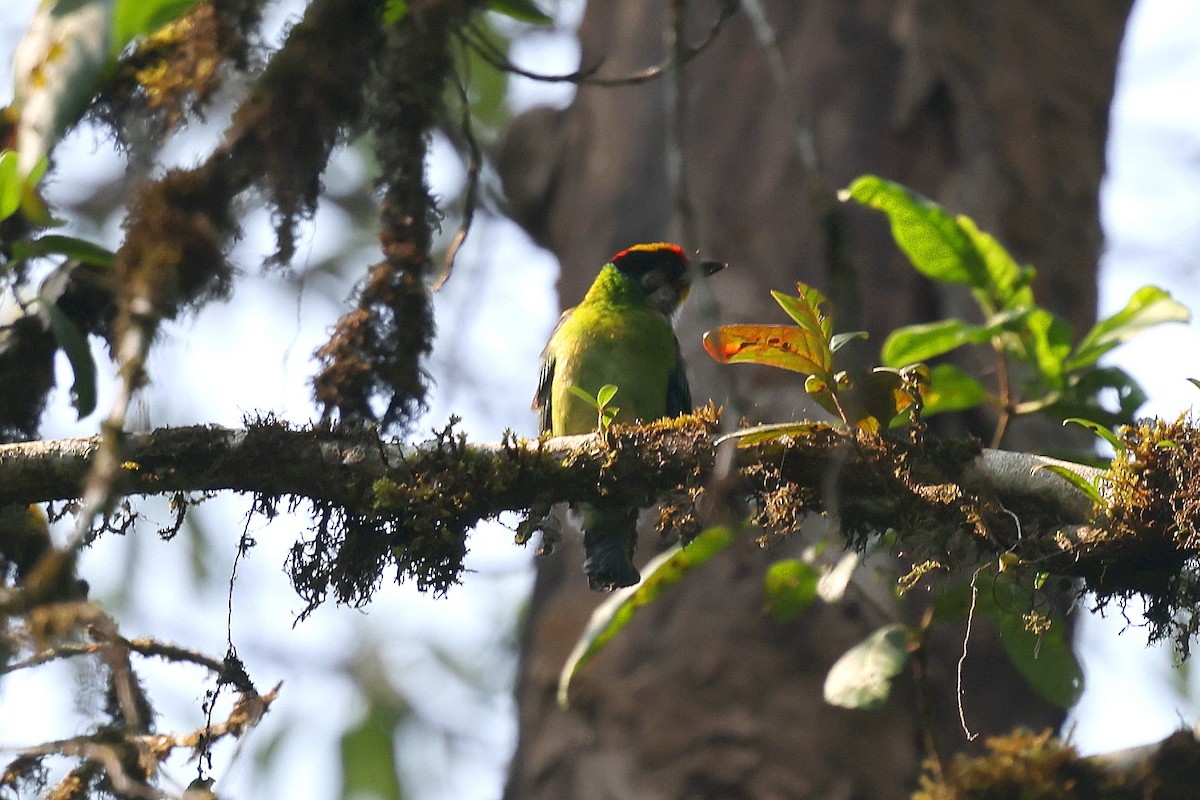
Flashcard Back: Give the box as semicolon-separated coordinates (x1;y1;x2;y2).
499;1;1132;798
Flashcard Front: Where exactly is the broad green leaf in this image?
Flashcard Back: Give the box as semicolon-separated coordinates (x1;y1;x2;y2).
987;608;1084;709
921;363;991;415
0;151;22;221
771;285;833;339
558;527;735;707
1033;463;1103;505
36;298;97;418
596;384;618;408
23;234;115;267
19;156;57;227
1063;418;1125;454
956;214;1031;309
764;559;820;622
881;319;991;367
383;0;410;23
1189;378;1200;393
839;176;987;287
715;421;825;447
112;0;200;56
823;624;911;710
566;385;599;409
1067;286;1190;371
487;0;553;24
1021;308;1072;387
338;704;405;800
704;324;832;380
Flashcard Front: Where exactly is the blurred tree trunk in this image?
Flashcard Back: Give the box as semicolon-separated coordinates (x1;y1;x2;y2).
499;2;1132;798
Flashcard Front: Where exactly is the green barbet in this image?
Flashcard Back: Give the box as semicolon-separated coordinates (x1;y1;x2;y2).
533;242;727;590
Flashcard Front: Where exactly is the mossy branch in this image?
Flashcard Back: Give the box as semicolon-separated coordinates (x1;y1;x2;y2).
3;412;1199;642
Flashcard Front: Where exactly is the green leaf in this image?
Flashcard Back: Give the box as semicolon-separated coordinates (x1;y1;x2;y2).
338;704;405;800
0;151;21;221
382;0;410;24
36;298;97;418
956;214;1030;309
1063;418;1125;453
983;603;1084;709
24;234;115;266
487;0;553;24
763;559;820;622
715;421;825;448
1032;463;1103;505
1067;286;1190;371
1021;308;1072;387
823;624;911;710
771;285;833;339
112;0;200;56
1189;378;1200;393
595;384;618;408
881;319;991;367
558;527;735;707
566;385;600;410
921;364;991;415
839;176;987;287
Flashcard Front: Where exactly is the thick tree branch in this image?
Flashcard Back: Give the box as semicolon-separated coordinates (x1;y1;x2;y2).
2;414;1197;646
0;418;1088;520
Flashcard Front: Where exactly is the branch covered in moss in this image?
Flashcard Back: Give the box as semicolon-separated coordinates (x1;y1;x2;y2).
4;413;1200;639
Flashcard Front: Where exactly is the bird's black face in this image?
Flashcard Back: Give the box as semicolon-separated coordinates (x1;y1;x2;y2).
610;243;727;315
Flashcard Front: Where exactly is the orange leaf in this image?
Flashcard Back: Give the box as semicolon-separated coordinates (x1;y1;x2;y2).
703;324;832;379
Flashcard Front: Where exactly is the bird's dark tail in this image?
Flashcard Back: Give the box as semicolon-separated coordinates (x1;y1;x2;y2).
580;504;640;591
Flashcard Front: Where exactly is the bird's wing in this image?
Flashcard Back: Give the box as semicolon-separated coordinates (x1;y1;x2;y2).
665;334;693;417
533;308;573;434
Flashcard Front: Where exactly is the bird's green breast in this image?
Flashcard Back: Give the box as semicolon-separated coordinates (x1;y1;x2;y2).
547;296;679;436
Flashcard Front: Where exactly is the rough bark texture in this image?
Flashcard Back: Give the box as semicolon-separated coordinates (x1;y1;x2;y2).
499;1;1132;798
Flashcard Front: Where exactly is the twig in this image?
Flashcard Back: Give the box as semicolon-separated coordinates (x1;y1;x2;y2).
460;2;736;87
433;52;484;292
957;567;982;741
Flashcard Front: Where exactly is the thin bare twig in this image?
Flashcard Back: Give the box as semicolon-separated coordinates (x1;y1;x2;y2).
434;58;484;291
957;567;983;741
460;2;736;87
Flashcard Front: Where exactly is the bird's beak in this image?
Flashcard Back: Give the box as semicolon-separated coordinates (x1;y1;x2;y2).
699;259;728;277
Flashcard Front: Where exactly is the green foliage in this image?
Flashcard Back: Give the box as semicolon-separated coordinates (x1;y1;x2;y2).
841;175;1188;432
0;151;22;222
823;624;911;710
567;383;620;434
486;0;553;24
763;558;820;623
13;234;116;267
557;527;735;707
36;298;97;418
704;282;923;435
112;0;201;56
339;704;406;800
981;578;1084;708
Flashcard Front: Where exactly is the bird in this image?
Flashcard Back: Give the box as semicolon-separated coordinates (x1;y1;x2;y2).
533;242;727;590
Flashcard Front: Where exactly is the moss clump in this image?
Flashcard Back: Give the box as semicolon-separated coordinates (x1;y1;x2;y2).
913;730;1114;800
1086;415;1200;653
